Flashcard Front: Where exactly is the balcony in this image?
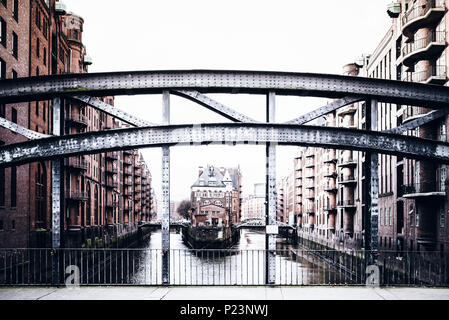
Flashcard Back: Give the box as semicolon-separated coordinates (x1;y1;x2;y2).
105;166;118;175
106;200;119;208
305;159;315;168
324;183;337;193
123;168;133;176
411;65;447;84
337;104;357;117
402;182;445;199
337;200;356;209
106;152;118;160
106;180;118;189
337;157;357;168
65;158;88;171
123;158;133;166
305;169;315;178
338;175;357;185
323;168;337;178
402;0;446;39
66;191;88;202
402;106;430;124
305;205;315;215
401;31;446;68
323;204;337;213
323;151;337;163
65;113;88;127
306;190;314;200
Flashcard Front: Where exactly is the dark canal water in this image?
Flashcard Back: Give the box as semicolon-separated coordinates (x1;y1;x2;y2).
131;229;354;285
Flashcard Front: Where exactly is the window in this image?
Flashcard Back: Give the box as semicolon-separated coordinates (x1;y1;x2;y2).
10;166;16;208
1;0;6;8
12;32;18;59
440;206;445;228
0;220;3;231
11;107;17;123
11;69;17;79
35;8;41;29
388;207;392;226
0;17;6;47
0;140;4;207
36;66;39;76
43;102;46;121
0;104;4;118
35;102;39;117
441;122;447;141
36;38;40;57
11;220;15;230
415;208;419;227
440;164;446;192
0;58;5;79
43;47;46;65
12;0;18;21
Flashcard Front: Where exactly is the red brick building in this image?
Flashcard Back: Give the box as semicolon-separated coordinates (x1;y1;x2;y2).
190;165;242;227
0;0;155;249
280;0;449;255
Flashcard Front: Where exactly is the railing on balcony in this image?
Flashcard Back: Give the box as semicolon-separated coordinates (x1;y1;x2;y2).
337;200;356;207
338;157;357;168
106;152;118;160
105;166;118;175
65;158;88;171
106;180;118;189
402;0;445;29
66;191;88;201
106;200;119;208
402;31;446;58
402;181;445;196
338;175;357;184
65;113;88;126
323;204;337;212
412;65;447;83
324;183;337;192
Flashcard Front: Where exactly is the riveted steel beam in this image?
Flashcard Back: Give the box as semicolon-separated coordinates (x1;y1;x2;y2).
266;92;276;285
365;99;379;268
69;95;155;127
172;90;257;123
285;96;363;125
0;117;50;140
1;71;449;108
1;123;449;167
384;107;449;134
161;91;170;285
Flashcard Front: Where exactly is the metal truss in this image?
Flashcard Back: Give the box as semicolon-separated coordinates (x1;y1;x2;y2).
0;117;50;140
69;95;155;127
384;107;449;134
1;70;449;108
172;90;258;122
1;123;449;167
285;96;363;125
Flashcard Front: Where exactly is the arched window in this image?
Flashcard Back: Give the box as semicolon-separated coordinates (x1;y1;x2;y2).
94;185;99;225
35;162;46;228
86;183;91;226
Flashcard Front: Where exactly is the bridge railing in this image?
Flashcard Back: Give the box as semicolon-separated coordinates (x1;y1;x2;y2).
0;248;447;286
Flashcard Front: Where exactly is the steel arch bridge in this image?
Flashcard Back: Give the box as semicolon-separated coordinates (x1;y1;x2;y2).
1;69;449;285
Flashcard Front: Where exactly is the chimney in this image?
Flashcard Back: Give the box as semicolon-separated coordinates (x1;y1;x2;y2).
199;166;204;176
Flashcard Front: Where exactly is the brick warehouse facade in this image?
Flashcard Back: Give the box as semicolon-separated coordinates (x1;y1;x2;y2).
277;0;449;255
0;0;155;249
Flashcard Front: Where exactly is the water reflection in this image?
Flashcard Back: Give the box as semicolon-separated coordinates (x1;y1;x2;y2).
132;229;354;285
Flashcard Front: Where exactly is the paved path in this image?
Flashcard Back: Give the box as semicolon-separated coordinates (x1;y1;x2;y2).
1;286;449;300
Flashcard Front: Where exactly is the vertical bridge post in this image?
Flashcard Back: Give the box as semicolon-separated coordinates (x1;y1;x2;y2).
51;97;63;283
364;99;379;268
265;92;277;285
162;91;170;285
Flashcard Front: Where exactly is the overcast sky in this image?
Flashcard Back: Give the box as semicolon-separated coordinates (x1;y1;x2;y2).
63;0;393;203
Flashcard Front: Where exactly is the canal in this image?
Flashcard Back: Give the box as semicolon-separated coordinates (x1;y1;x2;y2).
131;229;355;285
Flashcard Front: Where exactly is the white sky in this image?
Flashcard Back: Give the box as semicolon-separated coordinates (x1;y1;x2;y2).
63;0;393;203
